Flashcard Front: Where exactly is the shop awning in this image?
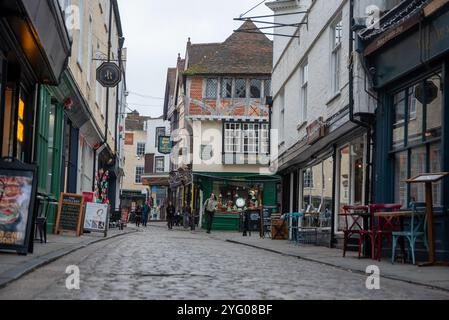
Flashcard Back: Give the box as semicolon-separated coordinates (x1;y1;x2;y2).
194;172;281;183
1;0;71;84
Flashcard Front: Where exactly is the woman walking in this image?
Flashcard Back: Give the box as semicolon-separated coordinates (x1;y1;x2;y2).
204;193;218;234
135;205;142;227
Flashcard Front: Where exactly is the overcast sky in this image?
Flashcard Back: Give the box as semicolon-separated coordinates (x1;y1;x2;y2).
118;0;272;118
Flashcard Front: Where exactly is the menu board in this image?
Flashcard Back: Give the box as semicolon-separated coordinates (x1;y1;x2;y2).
55;193;84;237
0;160;37;255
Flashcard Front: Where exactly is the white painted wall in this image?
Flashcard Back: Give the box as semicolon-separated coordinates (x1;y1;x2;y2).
145;118;171;173
192;121;268;174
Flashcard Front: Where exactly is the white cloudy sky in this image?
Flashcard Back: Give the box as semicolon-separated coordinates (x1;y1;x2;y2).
118;0;272;117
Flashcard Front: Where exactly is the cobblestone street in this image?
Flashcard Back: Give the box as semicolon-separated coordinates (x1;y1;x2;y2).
1;226;449;300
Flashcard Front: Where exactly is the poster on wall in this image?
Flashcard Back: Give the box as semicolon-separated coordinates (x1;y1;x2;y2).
84;202;109;237
0;158;37;255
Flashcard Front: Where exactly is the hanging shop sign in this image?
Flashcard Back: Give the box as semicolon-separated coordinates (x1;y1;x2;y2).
55;193;84;237
84;202;109;237
158;136;172;154
0;158;37;255
96;62;122;88
306;117;326;146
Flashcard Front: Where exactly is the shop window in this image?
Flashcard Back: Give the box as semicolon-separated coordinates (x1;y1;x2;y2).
390;74;443;206
212;180;263;212
392;91;406;149
301;157;334;221
46;103;56;193
205;78;218;99
394;152;408;207
407;85;424;145
337;137;366;231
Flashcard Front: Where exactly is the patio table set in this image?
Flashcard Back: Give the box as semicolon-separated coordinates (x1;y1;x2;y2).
340;203;428;265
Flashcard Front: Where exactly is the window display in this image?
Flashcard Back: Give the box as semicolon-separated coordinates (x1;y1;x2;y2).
212;181;263;213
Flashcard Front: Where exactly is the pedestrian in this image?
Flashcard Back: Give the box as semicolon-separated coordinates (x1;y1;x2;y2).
166;201;175;230
142;202;149;227
175;210;181;226
135;205;142;227
183;206;190;229
204;193;218;234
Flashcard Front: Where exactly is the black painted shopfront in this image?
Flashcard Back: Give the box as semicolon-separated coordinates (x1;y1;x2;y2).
362;0;449;261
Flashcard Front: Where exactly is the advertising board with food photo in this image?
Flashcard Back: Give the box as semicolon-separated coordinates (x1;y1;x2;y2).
0;168;35;253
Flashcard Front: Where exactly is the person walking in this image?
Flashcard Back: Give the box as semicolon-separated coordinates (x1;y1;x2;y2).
142;202;149;227
135;205;142;227
166;201;175;230
204;193;218;234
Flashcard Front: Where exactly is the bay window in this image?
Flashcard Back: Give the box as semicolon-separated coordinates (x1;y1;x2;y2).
224;122;269;155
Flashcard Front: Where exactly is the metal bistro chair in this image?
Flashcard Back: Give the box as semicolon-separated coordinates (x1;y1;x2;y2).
391;202;428;265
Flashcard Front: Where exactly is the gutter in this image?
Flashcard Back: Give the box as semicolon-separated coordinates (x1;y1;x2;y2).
349;0;373;206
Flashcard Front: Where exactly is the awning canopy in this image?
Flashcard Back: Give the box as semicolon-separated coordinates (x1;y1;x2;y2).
194;172;281;183
1;0;72;85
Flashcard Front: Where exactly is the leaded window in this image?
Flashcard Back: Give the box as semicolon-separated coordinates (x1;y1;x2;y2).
221;78;232;98
235;79;247;98
205;78;218;99
250;79;262;98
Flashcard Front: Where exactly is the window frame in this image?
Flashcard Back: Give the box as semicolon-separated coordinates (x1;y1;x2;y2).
300;60;309;123
155;127;166;147
205;78;218;99
154;156;165;173
135;166;144;184
330;17;342;95
136;142;146;156
235;78;247;99
389;73;443;207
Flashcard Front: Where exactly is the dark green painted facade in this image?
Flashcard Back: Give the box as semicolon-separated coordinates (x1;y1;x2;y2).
196;172;280;231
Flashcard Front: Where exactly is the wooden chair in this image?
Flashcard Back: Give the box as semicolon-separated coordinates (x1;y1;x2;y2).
341;205;372;258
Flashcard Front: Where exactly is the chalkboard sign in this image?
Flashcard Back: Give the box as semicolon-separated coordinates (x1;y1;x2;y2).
55;193;84;237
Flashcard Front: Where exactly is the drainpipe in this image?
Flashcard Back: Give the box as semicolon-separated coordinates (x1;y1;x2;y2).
348;0;372;206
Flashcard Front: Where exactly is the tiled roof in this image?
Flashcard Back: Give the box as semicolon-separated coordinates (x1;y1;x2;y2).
184;20;273;75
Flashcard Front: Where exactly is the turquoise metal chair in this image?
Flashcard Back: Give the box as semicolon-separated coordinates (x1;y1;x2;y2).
391;203;428;265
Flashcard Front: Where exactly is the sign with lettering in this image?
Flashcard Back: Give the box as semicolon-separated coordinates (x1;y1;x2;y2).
96;62;121;88
158;136;172;154
0;159;37;255
306;117;326;145
84;202;109;236
56;193;84;237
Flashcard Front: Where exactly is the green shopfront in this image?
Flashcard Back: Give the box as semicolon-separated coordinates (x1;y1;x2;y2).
195;173;280;231
362;1;449;261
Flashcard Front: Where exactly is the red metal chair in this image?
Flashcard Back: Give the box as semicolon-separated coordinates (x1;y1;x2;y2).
369;204;403;261
341;205;373;259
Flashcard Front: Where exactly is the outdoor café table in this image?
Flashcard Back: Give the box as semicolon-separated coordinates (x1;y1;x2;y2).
373;209;427;261
370;204;403;261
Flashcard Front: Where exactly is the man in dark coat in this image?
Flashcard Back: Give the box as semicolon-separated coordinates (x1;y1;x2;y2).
166;201;175;230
